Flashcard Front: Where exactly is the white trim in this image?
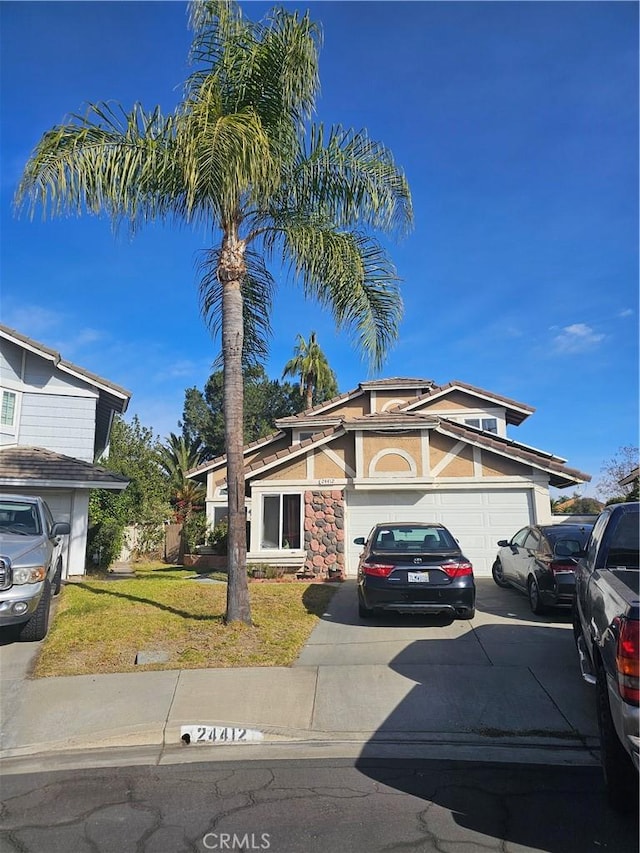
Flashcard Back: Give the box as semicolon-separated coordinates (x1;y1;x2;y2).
320;446;356;478
431;440;467;477
473;446;482;477
370;389;377;413
306;451;314;479
355;430;364;478
368;448;417;478
0;477;128;490
421;431;430;477
380;398;407;412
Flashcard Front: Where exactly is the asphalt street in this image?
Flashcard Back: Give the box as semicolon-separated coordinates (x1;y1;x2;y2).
1;756;637;853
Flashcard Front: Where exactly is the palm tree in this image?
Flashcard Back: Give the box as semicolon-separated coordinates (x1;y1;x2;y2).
157;433;206;521
15;1;412;624
283;331;338;409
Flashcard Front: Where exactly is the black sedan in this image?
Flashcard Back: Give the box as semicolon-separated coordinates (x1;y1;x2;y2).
492;523;593;614
354;522;476;620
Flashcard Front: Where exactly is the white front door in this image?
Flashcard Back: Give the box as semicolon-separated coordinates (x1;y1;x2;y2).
346;488;534;577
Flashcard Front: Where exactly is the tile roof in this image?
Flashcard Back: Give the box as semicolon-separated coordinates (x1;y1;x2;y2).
400;380;534;423
0;447;130;489
437;418;590;486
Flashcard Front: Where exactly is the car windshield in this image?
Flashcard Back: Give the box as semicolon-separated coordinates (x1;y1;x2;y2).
0;501;41;535
373;525;457;552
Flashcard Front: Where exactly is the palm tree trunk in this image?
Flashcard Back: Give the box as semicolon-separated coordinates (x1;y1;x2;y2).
305;377;313;410
220;231;251;625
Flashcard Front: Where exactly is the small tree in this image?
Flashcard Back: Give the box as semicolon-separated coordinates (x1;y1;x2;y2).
282;331;338;409
596;446;640;502
89;416;171;567
157;433;206;521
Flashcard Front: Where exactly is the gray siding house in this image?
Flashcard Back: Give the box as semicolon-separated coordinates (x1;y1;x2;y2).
0;324;131;576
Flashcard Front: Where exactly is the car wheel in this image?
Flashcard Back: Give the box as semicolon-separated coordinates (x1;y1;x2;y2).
596;659;638;813
527;576;545;614
53;560;63;596
358;594;374;620
491;559;510;588
18;580;52;642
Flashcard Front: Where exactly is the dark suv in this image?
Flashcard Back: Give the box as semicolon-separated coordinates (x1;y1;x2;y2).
492;522;593;614
354;522;476;620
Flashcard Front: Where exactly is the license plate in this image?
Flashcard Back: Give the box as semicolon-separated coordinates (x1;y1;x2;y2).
407;572;429;583
181;725;264;744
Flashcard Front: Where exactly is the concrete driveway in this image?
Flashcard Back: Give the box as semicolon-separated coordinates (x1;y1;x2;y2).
296;578;598;750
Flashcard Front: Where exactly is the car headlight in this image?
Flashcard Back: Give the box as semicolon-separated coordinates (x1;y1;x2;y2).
12;566;46;584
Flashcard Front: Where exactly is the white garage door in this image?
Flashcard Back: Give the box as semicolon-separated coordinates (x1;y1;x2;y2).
346;488;533;577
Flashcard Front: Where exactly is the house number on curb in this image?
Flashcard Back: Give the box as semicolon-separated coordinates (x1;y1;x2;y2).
180;725;264;745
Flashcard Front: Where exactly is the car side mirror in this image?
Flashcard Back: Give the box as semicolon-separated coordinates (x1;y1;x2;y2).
497;540;509;547
353;537;365;546
51;522;70;537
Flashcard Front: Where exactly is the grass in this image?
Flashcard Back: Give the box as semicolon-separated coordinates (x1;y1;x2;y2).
34;562;337;678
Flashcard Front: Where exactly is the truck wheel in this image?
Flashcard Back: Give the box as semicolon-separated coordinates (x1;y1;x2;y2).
596;661;638;813
527;577;545;614
491;559;510;588
18;580;52;642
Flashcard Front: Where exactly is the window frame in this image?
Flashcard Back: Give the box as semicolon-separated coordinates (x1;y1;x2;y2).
259;491;303;551
0;388;19;433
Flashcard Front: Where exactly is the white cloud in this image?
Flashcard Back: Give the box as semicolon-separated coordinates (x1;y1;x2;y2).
552;323;605;353
618;308;634;318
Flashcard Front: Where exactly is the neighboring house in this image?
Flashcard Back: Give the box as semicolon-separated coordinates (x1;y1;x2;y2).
0;324;131;576
188;377;591;577
619;466;639;494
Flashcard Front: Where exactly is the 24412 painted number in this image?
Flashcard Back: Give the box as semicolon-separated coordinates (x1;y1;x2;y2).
181;725;264;744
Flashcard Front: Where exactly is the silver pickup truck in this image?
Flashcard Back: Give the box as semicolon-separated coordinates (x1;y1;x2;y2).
0;494;69;641
573;501;639;813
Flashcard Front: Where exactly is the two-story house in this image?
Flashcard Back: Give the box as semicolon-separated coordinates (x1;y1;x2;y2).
0;324;131;577
188;377;590;577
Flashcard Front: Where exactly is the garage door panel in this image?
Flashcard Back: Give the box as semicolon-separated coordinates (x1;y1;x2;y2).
347;488;533;577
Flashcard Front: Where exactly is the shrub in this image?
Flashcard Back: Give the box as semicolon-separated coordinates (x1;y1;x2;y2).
182;512;209;553
207;518;228;555
87;520;125;570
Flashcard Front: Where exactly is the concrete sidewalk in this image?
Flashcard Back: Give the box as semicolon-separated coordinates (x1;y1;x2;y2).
0;580;601;769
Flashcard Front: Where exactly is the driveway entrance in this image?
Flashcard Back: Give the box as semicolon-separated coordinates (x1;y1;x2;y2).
295;579;598;749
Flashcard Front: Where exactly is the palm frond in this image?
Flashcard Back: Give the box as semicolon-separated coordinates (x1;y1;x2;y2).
280;225;403;372
276;124;413;238
198;246;274;368
15;102;181;231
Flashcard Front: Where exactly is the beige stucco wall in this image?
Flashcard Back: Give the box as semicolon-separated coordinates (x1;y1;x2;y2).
325;397;369;418
264;456;308;481
423;431;454;471
363;432;422;474
373;392;416;412
314;448;347;479
481;451;529;478
438;443;474;477
417;390;485;412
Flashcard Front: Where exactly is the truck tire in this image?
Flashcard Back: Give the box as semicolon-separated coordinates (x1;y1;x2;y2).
18;580;52;642
595;660;638;813
491;559;510;588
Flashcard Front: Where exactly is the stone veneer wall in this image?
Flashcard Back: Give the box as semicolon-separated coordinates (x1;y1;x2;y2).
304;490;345;576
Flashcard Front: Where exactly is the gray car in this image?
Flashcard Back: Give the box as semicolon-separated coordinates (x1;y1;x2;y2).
0;494;69;641
492;523;593;614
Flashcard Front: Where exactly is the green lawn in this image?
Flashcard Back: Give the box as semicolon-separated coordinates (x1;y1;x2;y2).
35;563;336;678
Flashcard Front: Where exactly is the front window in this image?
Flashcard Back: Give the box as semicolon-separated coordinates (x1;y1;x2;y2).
261;494;301;549
465;417;498;434
1;390;16;427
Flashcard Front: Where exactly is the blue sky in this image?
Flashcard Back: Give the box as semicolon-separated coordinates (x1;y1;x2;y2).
1;1;638;495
